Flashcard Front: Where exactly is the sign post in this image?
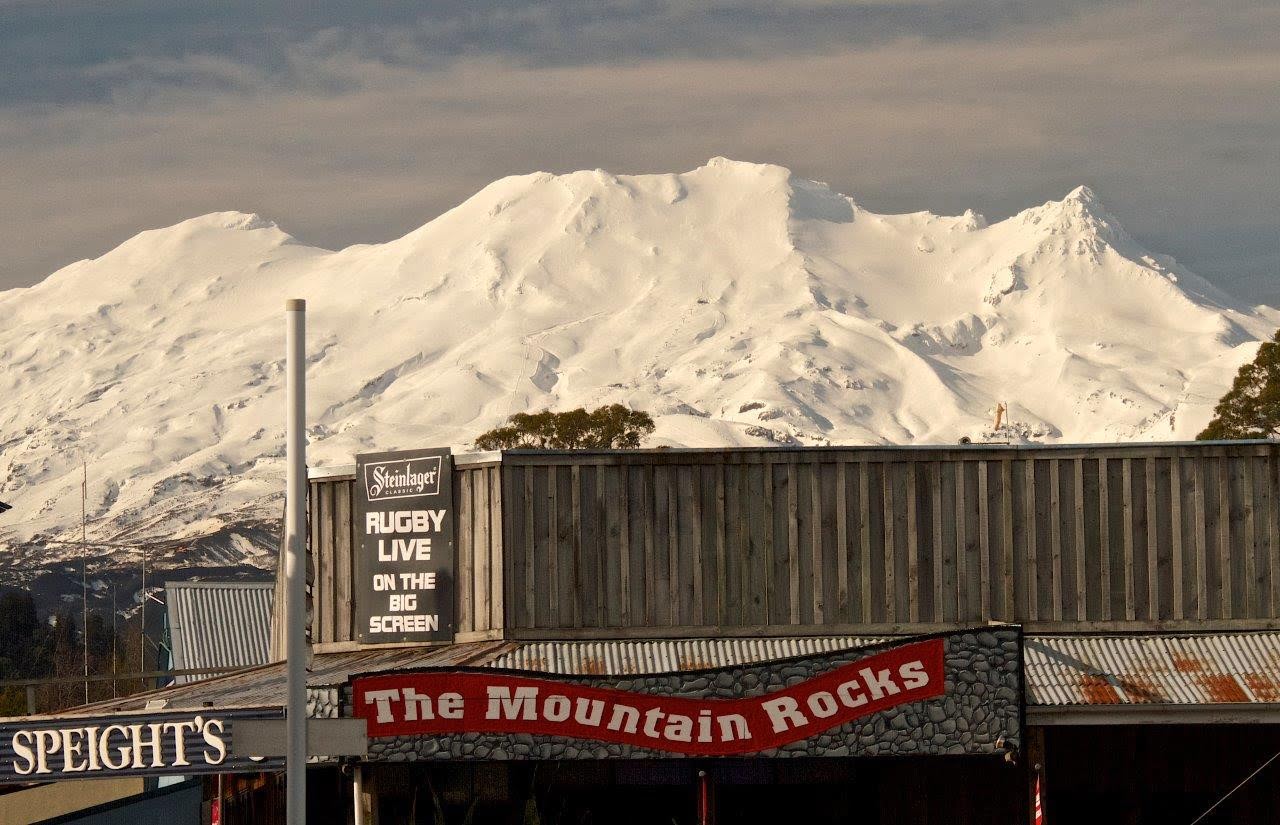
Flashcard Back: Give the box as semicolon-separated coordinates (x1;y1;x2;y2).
354;448;455;644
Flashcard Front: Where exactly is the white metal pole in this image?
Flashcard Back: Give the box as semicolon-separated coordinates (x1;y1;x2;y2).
285;298;308;824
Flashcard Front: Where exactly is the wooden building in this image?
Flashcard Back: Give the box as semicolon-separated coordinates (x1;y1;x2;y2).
7;441;1280;824
304;441;1280;643
283;441;1280;823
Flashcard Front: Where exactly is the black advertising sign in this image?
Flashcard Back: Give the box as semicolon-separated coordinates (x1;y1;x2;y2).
351;629;1023;761
0;710;283;782
355;447;455;643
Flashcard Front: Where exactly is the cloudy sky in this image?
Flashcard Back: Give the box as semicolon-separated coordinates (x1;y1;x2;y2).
2;0;1277;302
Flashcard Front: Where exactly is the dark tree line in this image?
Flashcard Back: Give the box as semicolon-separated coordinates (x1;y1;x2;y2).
0;591;137;715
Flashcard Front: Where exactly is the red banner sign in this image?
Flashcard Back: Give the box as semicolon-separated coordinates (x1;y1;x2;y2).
354;638;944;756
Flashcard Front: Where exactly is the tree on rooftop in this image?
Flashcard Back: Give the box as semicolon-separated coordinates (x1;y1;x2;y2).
1199;330;1280;440
475;404;655;450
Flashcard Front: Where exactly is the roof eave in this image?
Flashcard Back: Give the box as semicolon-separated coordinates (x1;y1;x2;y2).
1028;702;1280;726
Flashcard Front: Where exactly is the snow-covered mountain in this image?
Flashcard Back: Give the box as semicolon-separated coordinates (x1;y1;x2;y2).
1;158;1275;603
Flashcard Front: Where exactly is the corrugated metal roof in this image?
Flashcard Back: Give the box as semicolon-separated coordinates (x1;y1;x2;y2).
33;632;1280;723
499;635;1280;707
165;581;275;683
44;641;519;719
1026;633;1280;705
491;637;887;675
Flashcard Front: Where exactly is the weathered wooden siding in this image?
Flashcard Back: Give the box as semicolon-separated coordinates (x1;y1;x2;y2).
455;460;505;639
500;444;1280;636
308;475;356;645
294;442;1280;649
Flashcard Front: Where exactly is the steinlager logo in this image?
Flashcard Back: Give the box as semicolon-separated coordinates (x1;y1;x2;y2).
365;457;442;500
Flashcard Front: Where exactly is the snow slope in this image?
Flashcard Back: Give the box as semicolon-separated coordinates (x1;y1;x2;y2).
0;158;1275;588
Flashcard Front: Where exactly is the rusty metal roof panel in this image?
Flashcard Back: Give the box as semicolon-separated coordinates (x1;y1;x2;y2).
497;634;1280;708
306;640;520;686
488;637;887;675
1025;633;1280;706
165;581;275;683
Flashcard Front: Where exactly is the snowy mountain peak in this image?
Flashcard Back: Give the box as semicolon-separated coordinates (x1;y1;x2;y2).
126;211;289;245
0;162;1275;594
100;210;296;265
186;211;280;232
1056;185;1113;226
1064;184;1100;205
958;208;988;231
1009;184;1131;249
702;156;790;176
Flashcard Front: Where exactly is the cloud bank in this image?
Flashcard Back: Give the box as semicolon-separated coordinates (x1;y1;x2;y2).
0;0;1276;302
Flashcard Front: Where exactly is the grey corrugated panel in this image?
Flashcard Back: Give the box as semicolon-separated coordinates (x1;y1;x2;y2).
165;581;275;684
488;637;889;675
44;641;519;718
1025;633;1280;706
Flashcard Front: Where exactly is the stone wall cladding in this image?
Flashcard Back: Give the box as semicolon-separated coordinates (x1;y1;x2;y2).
356;629;1022;762
308;687;341;719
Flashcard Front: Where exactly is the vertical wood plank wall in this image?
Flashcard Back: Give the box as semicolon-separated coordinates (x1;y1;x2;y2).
298;443;1280;647
307;476;355;645
455;461;505;638
501;445;1280;636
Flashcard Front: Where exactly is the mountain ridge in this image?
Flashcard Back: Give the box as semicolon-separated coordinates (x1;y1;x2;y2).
0;159;1274;609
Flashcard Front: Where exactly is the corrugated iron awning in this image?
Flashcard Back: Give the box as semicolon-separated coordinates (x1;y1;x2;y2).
495;634;1280;710
27;641;518;720
18;632;1280;726
1026;633;1280;706
492;637;888;675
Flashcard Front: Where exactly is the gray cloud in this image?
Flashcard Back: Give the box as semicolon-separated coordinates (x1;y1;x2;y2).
0;0;1276;303
0;0;1112;106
